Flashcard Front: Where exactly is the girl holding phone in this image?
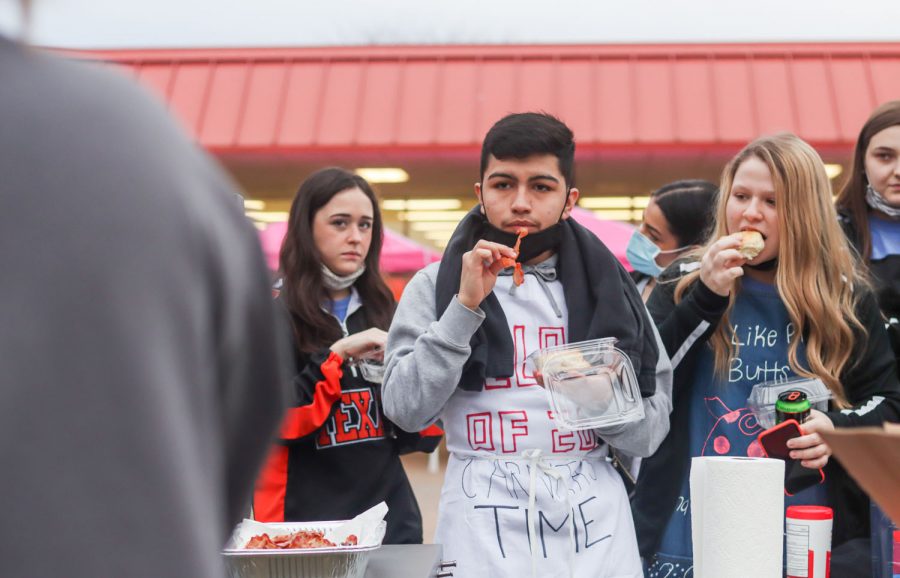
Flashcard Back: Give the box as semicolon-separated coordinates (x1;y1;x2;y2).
632;134;900;577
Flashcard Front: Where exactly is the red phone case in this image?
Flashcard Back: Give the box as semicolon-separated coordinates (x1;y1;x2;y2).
758;419;803;459
758;419;825;496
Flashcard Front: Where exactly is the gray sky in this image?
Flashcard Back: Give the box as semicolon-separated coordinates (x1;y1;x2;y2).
1;0;898;48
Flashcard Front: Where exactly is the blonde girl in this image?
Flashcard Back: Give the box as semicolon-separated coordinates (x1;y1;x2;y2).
632;134;900;577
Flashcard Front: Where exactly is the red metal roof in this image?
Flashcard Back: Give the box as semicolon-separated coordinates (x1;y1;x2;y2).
75;43;900;154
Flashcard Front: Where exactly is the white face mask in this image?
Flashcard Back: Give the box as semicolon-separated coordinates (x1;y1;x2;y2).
321;264;366;291
865;183;900;219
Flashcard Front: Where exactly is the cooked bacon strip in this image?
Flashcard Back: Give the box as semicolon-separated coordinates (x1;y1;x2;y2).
285;530;334;549
513;227;528;254
495;228;530;286
244;529;341;550
512;263;525;286
510;228;529;286
245;533;277;549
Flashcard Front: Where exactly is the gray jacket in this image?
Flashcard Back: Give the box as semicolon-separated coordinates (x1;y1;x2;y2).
0;38;287;578
383;262;673;458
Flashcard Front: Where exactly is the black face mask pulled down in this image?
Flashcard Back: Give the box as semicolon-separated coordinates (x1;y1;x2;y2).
434;205;659;397
481;220;562;263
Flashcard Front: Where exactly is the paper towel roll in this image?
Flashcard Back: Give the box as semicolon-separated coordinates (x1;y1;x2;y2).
690;456;784;578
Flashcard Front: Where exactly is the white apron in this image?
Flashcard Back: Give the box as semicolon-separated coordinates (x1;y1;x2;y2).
434;275;643;578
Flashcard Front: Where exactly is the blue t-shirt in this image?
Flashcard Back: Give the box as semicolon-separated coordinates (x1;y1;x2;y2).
648;277;828;578
329;295;352;323
868;214;900;262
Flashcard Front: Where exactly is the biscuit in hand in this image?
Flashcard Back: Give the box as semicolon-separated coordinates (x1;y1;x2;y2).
738;230;764;260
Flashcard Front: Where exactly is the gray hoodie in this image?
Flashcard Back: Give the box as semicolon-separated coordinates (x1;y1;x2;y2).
383;262;673;458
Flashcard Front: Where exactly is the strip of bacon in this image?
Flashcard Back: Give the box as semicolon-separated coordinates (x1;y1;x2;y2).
244;529;342;550
510;228;529;286
497;228;529;286
245;533;276;549
513;262;525;286
513;227;528;254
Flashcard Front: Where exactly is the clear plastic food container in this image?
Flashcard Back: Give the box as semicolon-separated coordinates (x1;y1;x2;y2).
349;350;384;384
747;376;832;429
529;338;644;431
357;360;384;384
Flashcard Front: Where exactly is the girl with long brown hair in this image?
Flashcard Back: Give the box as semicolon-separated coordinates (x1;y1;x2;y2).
836;101;900;353
253;167;440;543
632;134;900;577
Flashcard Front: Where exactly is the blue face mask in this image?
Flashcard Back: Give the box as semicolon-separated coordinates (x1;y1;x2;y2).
626;230;683;278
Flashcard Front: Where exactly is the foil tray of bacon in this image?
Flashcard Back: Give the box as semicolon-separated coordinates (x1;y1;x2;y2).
223;519;386;578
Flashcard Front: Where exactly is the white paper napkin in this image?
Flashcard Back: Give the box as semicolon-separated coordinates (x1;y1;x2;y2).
227;501;389;549
328;501;388;546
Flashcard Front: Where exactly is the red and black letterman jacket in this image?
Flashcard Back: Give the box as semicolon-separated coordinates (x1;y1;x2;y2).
253;291;442;544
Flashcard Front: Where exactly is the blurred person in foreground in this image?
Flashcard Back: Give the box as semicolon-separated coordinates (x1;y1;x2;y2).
382;112;673;577
0;17;288;578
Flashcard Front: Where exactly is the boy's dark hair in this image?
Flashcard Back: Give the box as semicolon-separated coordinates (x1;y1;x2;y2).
480;112;576;188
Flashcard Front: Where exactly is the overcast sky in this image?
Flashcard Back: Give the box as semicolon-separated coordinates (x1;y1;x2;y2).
1;0;898;48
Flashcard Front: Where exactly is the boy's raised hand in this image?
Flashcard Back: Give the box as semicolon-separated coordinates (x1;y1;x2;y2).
458;240;518;310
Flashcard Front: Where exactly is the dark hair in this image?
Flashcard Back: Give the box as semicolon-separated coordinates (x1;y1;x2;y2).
836;100;900;260
480;112;576;188
651;179;719;247
279;167;395;353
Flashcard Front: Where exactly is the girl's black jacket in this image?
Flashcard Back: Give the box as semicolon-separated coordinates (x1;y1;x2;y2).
253;297;442;544
839;210;900;355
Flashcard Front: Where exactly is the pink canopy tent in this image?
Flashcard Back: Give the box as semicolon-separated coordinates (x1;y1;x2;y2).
258;222;288;271
257;222;441;274
380;227;442;273
569;207;636;271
